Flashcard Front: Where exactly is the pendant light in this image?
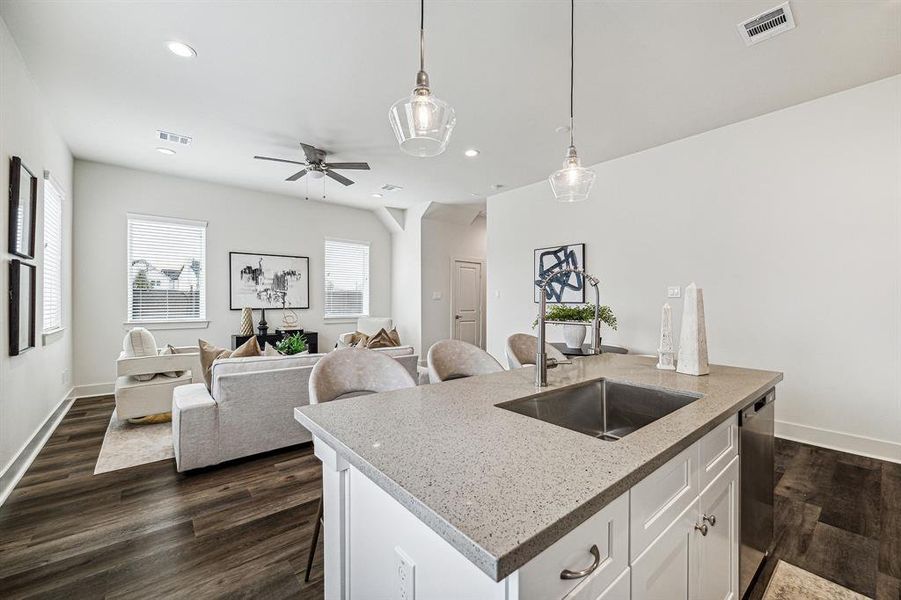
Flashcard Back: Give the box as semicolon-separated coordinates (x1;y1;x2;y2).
549;0;595;202
388;0;456;157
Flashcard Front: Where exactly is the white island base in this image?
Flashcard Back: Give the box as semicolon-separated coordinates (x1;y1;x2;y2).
313;413;740;600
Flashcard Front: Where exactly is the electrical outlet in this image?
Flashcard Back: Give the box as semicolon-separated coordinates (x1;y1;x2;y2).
395;547;415;600
667;286;681;298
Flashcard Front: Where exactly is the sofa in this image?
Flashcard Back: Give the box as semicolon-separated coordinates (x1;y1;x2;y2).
172;345;419;472
335;316;394;348
115;345;202;420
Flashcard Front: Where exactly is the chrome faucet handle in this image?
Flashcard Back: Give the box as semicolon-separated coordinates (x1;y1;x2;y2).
546;357;572;369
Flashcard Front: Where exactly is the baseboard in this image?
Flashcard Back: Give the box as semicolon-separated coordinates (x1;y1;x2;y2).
776;419;901;464
0;389;75;507
72;382;114;398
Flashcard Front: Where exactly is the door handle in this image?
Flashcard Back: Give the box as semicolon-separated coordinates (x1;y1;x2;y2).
454;314;461;320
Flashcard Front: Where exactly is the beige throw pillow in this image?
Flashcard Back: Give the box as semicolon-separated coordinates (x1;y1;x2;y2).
364;328;401;349
158;345;181;378
198;337;261;390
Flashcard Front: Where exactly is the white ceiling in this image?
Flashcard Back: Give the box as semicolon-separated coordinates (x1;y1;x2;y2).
2;1;899;210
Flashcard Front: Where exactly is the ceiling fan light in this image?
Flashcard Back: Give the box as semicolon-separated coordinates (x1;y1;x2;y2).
549;146;595;203
309;170;325;179
389;85;456;158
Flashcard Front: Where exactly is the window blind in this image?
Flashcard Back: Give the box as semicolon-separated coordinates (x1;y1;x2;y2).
324;239;370;318
127;214;206;322
42;177;63;332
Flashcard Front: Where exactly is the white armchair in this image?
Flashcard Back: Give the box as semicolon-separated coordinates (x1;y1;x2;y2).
114;346;202;420
336;316;394;348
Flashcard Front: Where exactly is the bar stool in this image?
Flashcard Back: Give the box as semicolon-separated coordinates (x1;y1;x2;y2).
426;339;503;383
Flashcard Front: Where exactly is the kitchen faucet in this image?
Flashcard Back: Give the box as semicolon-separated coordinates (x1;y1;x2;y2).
535;267;602;387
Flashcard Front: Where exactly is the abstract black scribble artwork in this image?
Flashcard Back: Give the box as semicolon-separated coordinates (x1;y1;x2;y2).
229;252;310;310
534;243;586;303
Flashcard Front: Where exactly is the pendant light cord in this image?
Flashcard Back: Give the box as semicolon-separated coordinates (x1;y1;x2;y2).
419;0;425;72
569;0;575;147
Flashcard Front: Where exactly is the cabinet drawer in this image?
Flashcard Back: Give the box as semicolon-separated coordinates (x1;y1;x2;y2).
518;492;629;600
630;444;699;561
698;414;738;492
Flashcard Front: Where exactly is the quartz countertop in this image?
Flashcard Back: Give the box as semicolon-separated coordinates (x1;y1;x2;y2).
294;354;782;581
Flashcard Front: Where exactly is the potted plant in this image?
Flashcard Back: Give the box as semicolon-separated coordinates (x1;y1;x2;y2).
275;332;308;355
532;304;617;349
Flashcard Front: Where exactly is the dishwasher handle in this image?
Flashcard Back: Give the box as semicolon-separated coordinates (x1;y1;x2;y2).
741;390;775;424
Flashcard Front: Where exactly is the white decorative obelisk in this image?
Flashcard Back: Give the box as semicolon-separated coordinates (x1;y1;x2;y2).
656;303;676;370
676;283;709;375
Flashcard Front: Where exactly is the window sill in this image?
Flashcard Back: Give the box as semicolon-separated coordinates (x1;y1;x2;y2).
323;316;365;324
42;327;66;345
124;320;210;331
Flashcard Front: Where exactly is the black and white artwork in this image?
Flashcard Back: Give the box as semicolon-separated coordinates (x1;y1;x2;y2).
229;252;310;310
534;243;586;303
9;156;37;259
9;259;36;355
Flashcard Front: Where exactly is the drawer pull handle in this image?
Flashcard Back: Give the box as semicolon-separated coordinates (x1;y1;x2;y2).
695;523;709;536
560;544;601;580
703;514;716;527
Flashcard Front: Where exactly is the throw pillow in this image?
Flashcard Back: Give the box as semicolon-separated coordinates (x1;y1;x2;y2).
158;345;182;378
365;328;400;349
387;328;401;346
123;327;158;381
198;336;261;390
348;331;369;347
263;345;282;357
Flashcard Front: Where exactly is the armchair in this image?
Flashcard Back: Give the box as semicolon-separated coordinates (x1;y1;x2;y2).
335;316;394;348
114;346;202;420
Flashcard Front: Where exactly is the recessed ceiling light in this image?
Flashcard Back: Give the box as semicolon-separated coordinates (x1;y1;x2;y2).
166;41;197;58
156;147;176;155
464;148;480;158
371;193;384;198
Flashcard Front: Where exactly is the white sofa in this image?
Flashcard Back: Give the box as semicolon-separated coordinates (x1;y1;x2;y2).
115;346;202;420
336;316;394;348
172;345;419;472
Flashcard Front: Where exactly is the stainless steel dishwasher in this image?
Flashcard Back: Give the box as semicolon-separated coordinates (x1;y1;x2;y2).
739;389;775;598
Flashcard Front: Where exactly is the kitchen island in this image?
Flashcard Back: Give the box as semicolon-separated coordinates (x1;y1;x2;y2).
294;353;782;600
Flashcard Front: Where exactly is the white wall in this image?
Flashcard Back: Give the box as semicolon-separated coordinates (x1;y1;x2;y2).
73;161;391;388
421;215;487;353
487;76;901;462
391;204;426;354
0;19;74;475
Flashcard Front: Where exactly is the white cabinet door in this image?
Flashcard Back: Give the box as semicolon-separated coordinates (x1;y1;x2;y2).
630;500;700;600
596;568;630;600
695;456;740;600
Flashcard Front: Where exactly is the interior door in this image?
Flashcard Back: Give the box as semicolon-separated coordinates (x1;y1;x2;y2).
696;457;740;600
452;259;482;347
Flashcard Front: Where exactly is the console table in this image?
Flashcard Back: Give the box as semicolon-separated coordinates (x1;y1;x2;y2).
232;330;318;353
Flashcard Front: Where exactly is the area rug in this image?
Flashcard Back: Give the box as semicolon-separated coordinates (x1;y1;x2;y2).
94;409;174;474
763;560;871;600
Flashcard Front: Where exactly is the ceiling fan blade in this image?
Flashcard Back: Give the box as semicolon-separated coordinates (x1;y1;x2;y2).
254;155;307;166
324;162;370;170
300;143;324;163
325;170;354;186
286;169;308;181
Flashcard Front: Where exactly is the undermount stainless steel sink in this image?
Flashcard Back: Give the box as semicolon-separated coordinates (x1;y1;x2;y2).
497;379;701;441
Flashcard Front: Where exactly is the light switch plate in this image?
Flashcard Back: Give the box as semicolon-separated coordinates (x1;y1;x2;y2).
667;286;681;298
432;291;441;300
395;547;415;600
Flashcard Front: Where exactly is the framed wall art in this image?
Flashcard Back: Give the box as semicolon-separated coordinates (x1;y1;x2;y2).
9;259;36;355
533;243;586;304
9;156;37;259
229;252;310;310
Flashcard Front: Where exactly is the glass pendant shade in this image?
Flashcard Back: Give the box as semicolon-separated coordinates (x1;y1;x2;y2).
389;81;456;157
549;146;595;202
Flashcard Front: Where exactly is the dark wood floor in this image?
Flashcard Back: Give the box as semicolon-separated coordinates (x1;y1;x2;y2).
0;396;324;599
1;396;898;599
747;437;901;600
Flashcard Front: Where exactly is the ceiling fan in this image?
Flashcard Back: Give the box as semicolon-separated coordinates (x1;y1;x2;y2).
254;142;370;186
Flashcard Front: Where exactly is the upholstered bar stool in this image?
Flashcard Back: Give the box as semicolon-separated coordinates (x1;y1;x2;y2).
426;339;504;383
304;348;417;582
505;333;567;369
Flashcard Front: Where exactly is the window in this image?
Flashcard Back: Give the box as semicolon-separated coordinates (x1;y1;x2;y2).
324;239;369;318
127;214;206;322
42;176;63;332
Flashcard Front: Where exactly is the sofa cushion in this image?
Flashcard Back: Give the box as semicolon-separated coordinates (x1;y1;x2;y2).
123;327;158;381
199;337;261;390
371;345;414;358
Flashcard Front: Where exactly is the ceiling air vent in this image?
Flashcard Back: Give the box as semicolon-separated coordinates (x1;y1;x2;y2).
380;184;403;192
737;2;796;46
157;130;193;146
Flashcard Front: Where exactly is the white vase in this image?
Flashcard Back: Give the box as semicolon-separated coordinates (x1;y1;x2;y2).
563;323;587;349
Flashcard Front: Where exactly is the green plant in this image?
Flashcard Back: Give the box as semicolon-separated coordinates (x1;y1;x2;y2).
532;304;617;330
275;332;308;355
